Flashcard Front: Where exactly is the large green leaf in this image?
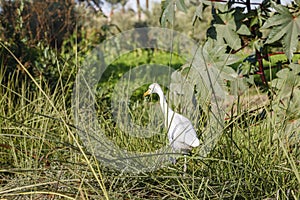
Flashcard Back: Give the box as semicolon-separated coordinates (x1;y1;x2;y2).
201;40;245;151
208;5;251;50
160;0;175;26
192;2;204;25
271;64;300;97
160;0;187;26
271;64;300;119
261;2;300;61
171;39;244;158
185;39;245;97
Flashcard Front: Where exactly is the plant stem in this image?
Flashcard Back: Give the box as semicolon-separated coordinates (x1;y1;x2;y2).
256;49;267;86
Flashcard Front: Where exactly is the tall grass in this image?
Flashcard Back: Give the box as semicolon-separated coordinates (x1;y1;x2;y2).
0;47;299;199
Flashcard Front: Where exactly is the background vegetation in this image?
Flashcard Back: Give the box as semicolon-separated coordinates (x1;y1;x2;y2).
0;0;299;199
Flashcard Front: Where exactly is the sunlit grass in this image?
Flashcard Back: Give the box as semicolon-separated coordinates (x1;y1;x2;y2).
0;48;299;199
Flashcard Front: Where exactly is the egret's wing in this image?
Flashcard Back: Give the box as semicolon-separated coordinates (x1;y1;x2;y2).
170;114;200;147
181;117;199;147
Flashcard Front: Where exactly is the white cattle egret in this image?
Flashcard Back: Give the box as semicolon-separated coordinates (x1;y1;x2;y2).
144;83;200;172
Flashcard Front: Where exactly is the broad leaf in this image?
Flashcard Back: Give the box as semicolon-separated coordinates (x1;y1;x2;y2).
208;5;251;50
176;0;187;12
272;64;300;97
192;3;204;25
160;0;175;26
187;39;245;98
271;64;300;119
202;0;227;12
170;39;244;157
160;0;187;26
261;2;300;61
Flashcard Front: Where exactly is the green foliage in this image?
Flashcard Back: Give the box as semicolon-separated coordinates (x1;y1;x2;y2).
0;0;300;199
97;49;184;99
208;6;251;50
261;1;300;61
160;0;300;87
0;0;78;48
160;0;187;26
1;61;299;198
184;38;245;97
271;63;300;119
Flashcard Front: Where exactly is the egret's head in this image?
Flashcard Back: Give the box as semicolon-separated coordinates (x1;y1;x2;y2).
143;83;161;97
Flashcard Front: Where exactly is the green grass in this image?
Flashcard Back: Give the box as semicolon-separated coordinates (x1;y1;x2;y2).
0;49;299;200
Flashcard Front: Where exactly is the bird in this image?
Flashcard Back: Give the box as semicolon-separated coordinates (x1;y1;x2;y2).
144;83;200;172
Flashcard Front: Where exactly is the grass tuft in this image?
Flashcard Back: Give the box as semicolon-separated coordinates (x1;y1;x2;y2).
0;47;299;199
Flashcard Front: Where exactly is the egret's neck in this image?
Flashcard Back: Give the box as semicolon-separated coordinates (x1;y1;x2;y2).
156;89;174;125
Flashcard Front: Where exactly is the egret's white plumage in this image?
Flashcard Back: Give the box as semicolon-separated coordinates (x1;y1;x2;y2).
144;83;199;171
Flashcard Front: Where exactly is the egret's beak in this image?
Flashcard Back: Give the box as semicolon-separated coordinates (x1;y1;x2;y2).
143;89;151;97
